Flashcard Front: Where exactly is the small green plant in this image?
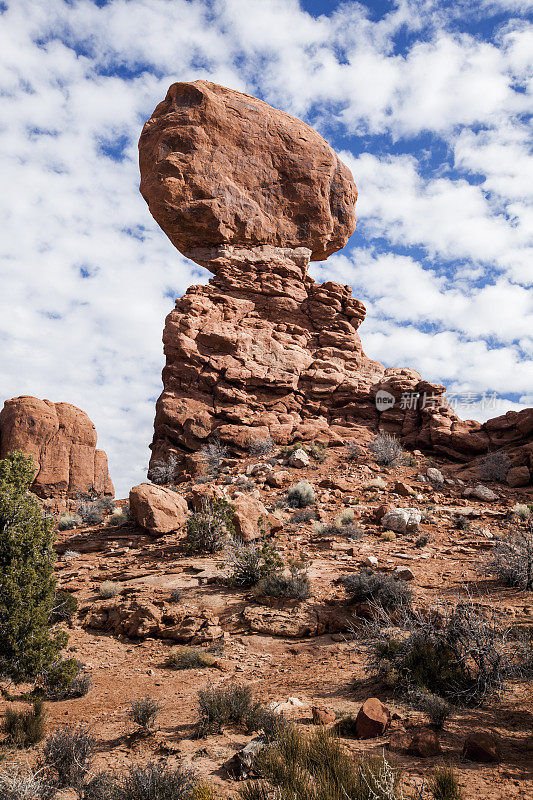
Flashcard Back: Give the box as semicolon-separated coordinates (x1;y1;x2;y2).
408;688;452;729
57;512;83;531
165;645;217;670
369;433;405;466
2;699;46;748
239;724;401;799
49;590;78;624
287;480;315;508
196;682;269;736
36;658;91;701
224;538;283;587
308;442;327;463
341;570;412;611
128;696;161;732
184;497;235;553
98;580;122;599
428;766;464;800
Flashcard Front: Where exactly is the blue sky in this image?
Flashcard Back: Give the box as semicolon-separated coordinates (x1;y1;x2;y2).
0;0;532;496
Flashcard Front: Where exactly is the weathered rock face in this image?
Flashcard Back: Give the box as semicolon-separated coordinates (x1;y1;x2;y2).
139;81;357;263
141;82;533;485
0;396;114;500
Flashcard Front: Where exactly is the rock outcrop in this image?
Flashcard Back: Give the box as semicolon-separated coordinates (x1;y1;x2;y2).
0;396;114;500
140;81;533;485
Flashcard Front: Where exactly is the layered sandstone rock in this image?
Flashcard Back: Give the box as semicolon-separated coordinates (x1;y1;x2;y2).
139;81;357;262
0;396;114;500
140;81;532;485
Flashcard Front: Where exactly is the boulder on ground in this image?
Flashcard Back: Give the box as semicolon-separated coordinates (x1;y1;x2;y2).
230;493;271;541
507;466;530;487
407;728;442;757
289;448;310;468
355;698;390;738
312;706;336;725
382;508;421;534
129;483;188;535
462;730;500;762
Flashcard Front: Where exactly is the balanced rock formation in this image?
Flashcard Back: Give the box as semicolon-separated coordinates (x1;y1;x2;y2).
0;396;114;500
140;81;533;485
139;80;357;262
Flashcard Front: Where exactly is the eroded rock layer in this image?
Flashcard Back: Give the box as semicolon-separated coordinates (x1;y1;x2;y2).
0;396;114;499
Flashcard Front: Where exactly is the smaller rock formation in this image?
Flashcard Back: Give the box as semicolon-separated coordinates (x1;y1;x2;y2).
462;730;500;763
355;698;391;738
0;396;114;502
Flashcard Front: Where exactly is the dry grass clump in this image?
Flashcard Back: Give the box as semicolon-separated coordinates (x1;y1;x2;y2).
240;724;401;800
199;438;228;476
149;452;180;485
165;645;217;670
107;504;130;525
196;682;272;737
512;503;531;520
42;723;94;790
98;580;122;599
2;699;46;748
57;512;83;531
248;436;275;456
428;766;464;800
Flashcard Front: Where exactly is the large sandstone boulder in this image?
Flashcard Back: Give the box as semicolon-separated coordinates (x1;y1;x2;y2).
355;698;390;738
139;80;357;264
0;396;113;500
129;482;188;535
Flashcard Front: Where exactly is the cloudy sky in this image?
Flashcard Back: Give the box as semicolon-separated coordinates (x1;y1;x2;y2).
1;0;532;497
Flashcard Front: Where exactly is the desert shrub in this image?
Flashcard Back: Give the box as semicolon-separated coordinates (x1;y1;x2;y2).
118;763;199;800
314;510;365;541
199;438;228;476
3;699;46;748
408;688;452;729
292;507;317;523
453;515;471;531
0;768;54;800
415;533;431;548
369;433;404;466
345;440;362;461
149;452;180;485
224;538;283;587
512;503;531;520
485;533;533;590
308;442;327;463
369;600;513;705
165;645;217;670
196;682;268;736
240;724;401;800
98;580;122;599
42;724;94;789
248;436;275;456
428;767;464;800
49;590;78;624
128;696;161;731
0;451;67;684
76;497;114;526
57;512;83;531
184;497;235;553
341;570;412;611
254;567;311;602
287;480;315;508
170;588;182;602
36;658;91;700
108;504;130;526
478;450;511;482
